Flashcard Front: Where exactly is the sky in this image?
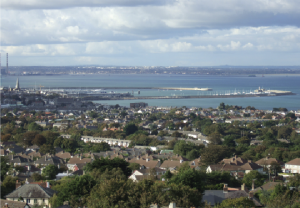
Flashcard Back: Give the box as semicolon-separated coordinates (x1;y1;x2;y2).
1;0;300;66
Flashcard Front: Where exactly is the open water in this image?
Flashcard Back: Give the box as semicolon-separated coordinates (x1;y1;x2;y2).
1;74;299;110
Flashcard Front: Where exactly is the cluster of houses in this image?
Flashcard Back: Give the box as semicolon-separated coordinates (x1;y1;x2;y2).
2;137;300;207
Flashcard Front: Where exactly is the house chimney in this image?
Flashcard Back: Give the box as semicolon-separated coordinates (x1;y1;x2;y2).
46;182;50;188
16;180;22;189
146;158;150;162
252;180;255;190
169;202;176;208
223;184;228;193
249;160;252;163
180;159;183;163
63;201;69;205
241;183;245;191
27;165;31;171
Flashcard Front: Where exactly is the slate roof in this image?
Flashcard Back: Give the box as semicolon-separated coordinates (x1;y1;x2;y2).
252;182;283;193
202;190;226;206
286;158;300;165
5;184;56;199
255;157;284;166
0;199;29;208
9;156;32;164
68;157;92;164
128;159;160;169
35;156;64;165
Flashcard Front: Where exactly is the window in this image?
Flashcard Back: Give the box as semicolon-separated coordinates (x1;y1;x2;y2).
26;199;30;203
34;199;37;204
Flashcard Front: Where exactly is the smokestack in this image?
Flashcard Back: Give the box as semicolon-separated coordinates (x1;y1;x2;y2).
47;182;50;188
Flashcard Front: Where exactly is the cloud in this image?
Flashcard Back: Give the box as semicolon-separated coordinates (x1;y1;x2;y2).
2;0;172;10
1;0;300;66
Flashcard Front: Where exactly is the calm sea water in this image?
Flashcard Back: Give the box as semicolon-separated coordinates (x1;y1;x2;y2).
1;74;299;110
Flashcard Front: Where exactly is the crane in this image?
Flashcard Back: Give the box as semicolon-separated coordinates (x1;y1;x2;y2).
39;85;45;91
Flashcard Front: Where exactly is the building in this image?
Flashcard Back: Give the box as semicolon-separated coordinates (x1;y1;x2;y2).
284;158;300;173
130;102;148;108
5;184;56;207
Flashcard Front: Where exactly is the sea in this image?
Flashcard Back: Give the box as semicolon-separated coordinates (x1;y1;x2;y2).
1;74;299;110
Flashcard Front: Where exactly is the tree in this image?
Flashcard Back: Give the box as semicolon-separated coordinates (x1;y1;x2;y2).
39;144;55;155
217;197;255;208
32;134;47;146
42;164;59;180
91;142;111;152
51;175;96;208
201;145;232;166
85;157;131;177
1;176;18;198
27;122;43;131
186;149;200;160
219;102;225;110
242;171;265;188
1;134;11;142
31;173;44;182
128;163;140;172
168;168;206;194
208;132;222;145
1;156;10;181
124;123;138;136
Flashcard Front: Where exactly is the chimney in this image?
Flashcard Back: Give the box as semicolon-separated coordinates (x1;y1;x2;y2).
27;165;31;171
146;158;150;162
252;180;255;190
241;183;245;191
16;180;22;189
223;184;228;193
46;182;50;188
63;201;69;206
169;202;176;208
180;159;183;163
249;160;252;163
80;156;82;160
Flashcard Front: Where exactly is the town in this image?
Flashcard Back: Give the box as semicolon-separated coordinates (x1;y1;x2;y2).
1;81;300;208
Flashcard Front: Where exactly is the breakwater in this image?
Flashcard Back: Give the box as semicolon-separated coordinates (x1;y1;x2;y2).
32;87;212;91
83;92;296;101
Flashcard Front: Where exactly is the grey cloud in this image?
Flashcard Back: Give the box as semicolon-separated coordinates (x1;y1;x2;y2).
2;0;172;10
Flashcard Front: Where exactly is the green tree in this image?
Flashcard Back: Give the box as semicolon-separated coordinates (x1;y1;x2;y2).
1;156;10;181
51;175;96;208
42;164;59;180
128;163;140;172
168;168;206;193
1;176;18;198
31;173;44;182
217;197;255;208
39;144;55;155
91;142;111;152
208;132;222;145
124;123;138;136
32;134;47;146
85;157;131;177
27;122;43;131
242;170;265;188
201;145;232;166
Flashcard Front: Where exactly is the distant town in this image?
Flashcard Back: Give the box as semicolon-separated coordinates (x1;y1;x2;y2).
1;65;300;76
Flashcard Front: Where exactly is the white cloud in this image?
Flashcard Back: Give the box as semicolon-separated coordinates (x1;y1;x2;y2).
1;0;300;65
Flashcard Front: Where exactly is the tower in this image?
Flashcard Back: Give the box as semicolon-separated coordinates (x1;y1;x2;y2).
6;53;8;74
15;78;20;90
